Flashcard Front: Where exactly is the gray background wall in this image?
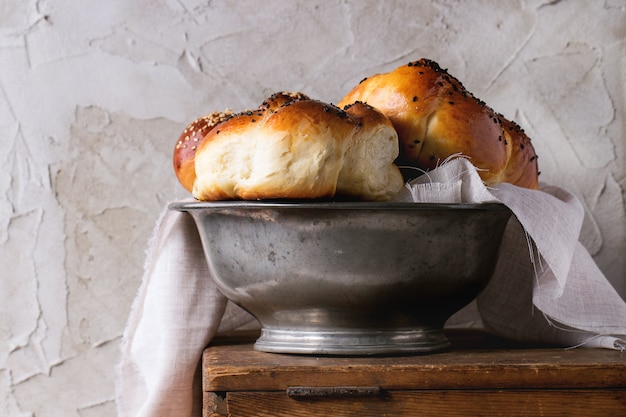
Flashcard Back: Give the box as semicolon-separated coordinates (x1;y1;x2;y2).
1;1;624;415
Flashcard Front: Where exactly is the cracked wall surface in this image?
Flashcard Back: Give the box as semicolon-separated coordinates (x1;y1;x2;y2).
1;0;625;416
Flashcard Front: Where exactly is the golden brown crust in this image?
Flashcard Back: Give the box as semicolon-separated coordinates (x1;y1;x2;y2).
497;116;539;189
173;110;234;192
338;58;539;189
259;91;311;110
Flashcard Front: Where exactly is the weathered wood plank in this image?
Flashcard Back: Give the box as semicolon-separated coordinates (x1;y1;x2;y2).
203;330;626;416
225;389;626;417
203;331;626;392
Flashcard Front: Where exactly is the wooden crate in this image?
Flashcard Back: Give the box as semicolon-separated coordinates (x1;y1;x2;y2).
203;330;626;417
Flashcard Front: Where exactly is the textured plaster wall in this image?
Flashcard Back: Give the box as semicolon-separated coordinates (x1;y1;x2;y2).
1;0;624;416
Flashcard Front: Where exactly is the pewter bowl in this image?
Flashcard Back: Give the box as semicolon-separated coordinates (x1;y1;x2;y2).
171;201;511;355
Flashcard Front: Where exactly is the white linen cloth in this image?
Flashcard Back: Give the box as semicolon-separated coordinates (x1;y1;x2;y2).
116;157;626;417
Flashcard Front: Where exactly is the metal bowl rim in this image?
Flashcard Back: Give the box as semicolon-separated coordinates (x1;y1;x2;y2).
169;200;508;212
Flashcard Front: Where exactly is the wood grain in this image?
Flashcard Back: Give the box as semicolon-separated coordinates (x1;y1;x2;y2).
203;330;626;392
224;390;626;417
203;329;626;416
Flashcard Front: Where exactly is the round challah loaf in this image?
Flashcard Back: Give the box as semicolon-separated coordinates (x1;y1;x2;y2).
186;94;404;201
338;59;539;189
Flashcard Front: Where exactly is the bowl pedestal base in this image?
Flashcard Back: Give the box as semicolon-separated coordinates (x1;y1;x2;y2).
254;327;451;355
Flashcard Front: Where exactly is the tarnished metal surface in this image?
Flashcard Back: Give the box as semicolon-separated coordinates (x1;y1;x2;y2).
171;201;511;355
